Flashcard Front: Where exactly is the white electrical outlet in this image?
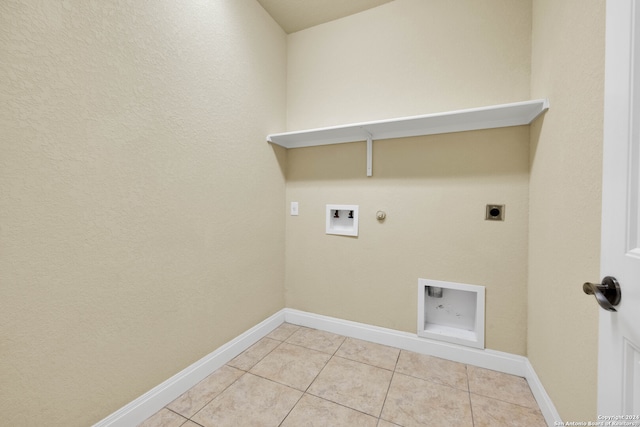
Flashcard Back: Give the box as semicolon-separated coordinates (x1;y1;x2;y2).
290;202;299;216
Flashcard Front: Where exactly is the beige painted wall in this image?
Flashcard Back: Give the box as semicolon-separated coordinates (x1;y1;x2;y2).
0;1;286;425
528;0;604;421
287;0;532;130
286;128;530;354
0;0;606;423
285;0;532;355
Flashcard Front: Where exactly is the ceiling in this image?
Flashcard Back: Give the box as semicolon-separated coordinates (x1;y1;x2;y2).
256;0;395;34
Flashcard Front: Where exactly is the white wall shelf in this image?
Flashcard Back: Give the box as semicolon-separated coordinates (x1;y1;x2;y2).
267;99;549;148
267;99;548;176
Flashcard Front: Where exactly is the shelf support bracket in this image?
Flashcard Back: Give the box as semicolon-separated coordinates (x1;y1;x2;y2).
366;133;373;177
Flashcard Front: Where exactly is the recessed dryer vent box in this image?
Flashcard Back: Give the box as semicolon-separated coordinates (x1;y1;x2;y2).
417;278;485;349
326;204;359;236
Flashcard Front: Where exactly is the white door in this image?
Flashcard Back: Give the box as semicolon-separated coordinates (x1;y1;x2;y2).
598;0;640;418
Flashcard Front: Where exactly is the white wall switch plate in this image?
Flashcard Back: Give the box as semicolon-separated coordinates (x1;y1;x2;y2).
290;202;299;216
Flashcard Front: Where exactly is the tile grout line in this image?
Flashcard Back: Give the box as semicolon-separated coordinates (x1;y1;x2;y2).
183;368;247;424
298;332;393;421
377;348;403;424
163;407;189;423
278;340;339;355
466;365;476;427
184;332;293;427
468;391;544;411
303;390;384;422
467;363;541;411
301;333;346;393
313;333;383;415
276;333;347;426
331;353;395;373
276;387;305;427
392;370;471;393
182;416;205;427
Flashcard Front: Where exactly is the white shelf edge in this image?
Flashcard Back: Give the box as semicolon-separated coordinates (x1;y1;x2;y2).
267;99;549;149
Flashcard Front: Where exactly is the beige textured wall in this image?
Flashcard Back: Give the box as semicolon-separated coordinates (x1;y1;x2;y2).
285;0;532;355
287;0;532;130
286;129;530;354
0;1;286;425
529;0;604;421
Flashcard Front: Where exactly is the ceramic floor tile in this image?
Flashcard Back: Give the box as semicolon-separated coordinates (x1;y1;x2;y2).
285;326;346;354
335;337;400;371
166;365;244;418
307;356;393;417
377;420;402;427
138;327;547;427
266;323;300;341
381;373;473;427
467;365;538;409
471;393;547;426
395;350;468;390
249;342;331;391
227;337;281;371
137;408;187;427
191;373;302;427
281;394;378;427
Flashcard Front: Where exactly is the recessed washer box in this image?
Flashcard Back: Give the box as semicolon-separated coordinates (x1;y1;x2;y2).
326;204;359;236
417;278;485;349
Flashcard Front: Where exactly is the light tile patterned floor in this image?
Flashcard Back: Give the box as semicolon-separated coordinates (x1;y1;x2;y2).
139;323;547;427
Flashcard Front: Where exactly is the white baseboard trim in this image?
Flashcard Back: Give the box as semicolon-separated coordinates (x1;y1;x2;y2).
92;310;286;427
284;309;527;376
524;358;563;425
94;308;559;427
